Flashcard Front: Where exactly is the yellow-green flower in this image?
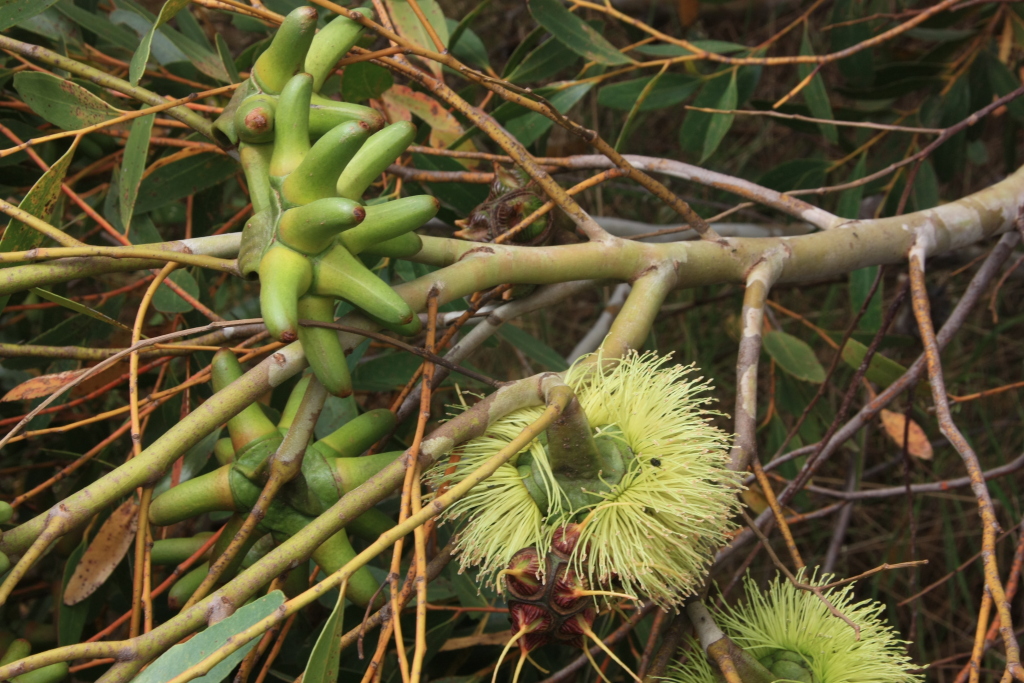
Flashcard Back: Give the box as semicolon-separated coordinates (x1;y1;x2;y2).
670;572;922;683
427;351;740;607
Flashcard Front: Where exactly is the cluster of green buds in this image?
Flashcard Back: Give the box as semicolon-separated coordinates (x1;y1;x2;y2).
216;6;440;397
669;572;922;683
427;352;741;612
148;350;401;607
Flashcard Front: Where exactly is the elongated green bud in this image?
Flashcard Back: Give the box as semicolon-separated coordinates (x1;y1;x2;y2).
309;96;385;135
149;466;238;526
0;639;30;666
234;94;276;144
0;552;9;576
278;373;312;434
239;144;274;215
347;508;395;542
259;244;314;341
11;662;68;683
0;500;12;524
150;533;214;565
270;73;314;177
305;8;373;92
252;6;318;94
338;195;438;255
168;563;207;609
335;121;416;200
214;437;235;465
281;121;372;205
311;531;382;607
313;245;414;326
277;198;365;255
212;350;280;450
360;232;423;259
332;450;402;493
297;295;353;397
318;409;396;458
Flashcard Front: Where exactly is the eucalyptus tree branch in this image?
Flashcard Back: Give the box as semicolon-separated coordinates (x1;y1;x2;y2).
559;155;843;230
718;230;1021;566
601;265;677;358
908;240;1024;680
0;234;241;298
0;324;265;360
685;599;773;683
729;249;788;471
0;35;225;144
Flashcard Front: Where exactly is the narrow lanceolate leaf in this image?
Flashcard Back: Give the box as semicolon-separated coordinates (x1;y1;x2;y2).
880;409;933;460
14;72;122;130
701;69;737;162
385;0;449;77
119;112;155;232
0;0;62;32
215;33;241;84
131;591;286;683
129;0;192;85
381;84;475;153
762;330;825;383
30;288;135;333
2;369;85;402
302;581;347;683
64;498;139;606
59;540;90;646
798;27;837;144
0;139;77;312
528;0;632;65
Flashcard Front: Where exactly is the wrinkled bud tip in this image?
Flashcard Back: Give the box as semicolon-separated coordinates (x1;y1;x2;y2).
244;110;271;134
280;330;298;342
353;206;366;222
551;524;582;556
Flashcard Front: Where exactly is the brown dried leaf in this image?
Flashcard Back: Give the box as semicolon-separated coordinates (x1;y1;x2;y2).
677;0;700;27
380;85;478;160
2;369;85;402
880;409;933;460
63;498;139;606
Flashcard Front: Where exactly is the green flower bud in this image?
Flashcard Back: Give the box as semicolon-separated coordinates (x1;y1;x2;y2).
281;120;372;206
270;73;314;178
149;533;215;566
335;121;416;200
296;295;353;397
234;94;276;144
212;350;280;451
305;8;374;93
312;244;413;326
252;6;318;94
337;195;438;255
259;243;314;342
277;198;365;255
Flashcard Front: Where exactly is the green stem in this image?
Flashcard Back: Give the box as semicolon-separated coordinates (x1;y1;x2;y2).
0;324;263;360
0;35;225;145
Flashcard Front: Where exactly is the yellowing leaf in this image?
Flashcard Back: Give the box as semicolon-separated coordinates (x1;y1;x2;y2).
63;498;139;605
2;369;86;402
880;409;933;460
380;84;477;159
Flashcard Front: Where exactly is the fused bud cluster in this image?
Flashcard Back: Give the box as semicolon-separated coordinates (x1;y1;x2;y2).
503;527;596;653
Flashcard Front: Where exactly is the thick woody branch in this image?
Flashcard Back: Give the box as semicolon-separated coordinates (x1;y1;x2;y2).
908;244;1024;681
730;249;788;471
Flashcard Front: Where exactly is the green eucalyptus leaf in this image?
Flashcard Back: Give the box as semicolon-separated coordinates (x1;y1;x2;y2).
14;72;122;130
342;62;394;103
798;26;837;144
128;0;190;84
130;591;285;683
0;0;62;32
496;324;568;371
762;330;825;383
302;583;347;683
59;540;90;646
700;69;737;162
31;288;134;333
528;0;631;65
119;112;154;231
152;270;200;314
0;140;77;312
134;152;238;214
